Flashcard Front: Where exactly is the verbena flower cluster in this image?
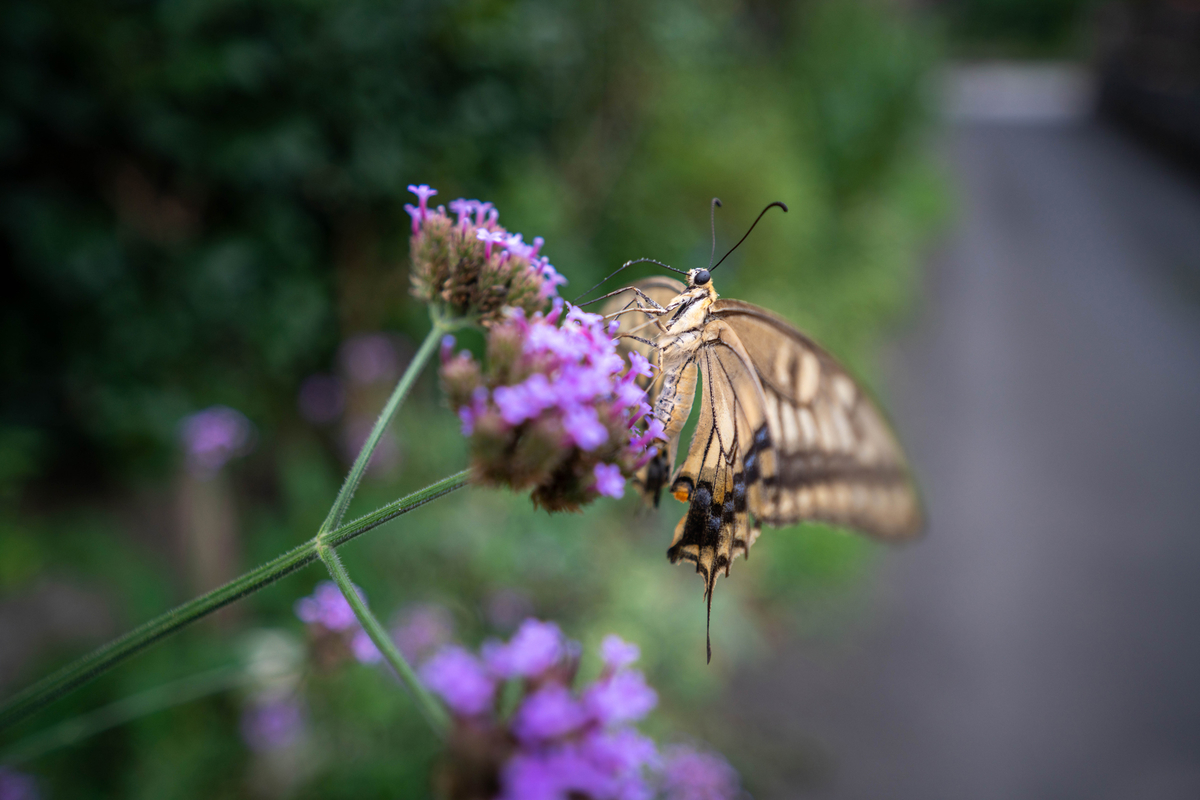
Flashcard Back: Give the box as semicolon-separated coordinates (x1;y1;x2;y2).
241;695;307;752
440;304;661;511
178;405;254;477
420;619;740;800
294;581;382;665
407;185;566;325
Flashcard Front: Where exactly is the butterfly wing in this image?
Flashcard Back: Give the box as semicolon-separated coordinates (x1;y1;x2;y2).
710;298;924;540
663;320;777;661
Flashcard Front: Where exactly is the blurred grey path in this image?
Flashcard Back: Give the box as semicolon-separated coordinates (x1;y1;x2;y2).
731;119;1200;799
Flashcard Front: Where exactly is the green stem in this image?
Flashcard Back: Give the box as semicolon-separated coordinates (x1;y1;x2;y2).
319;319;449;535
2;666;247;765
0;471;470;733
318;547;450;737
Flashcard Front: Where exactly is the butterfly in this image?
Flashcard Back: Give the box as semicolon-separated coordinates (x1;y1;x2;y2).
598;201;923;661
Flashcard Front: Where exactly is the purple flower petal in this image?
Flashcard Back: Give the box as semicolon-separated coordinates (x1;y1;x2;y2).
350;628;383;664
484;618;564;679
420;646;496;717
593;463;625;498
449;198;476;225
407;184;437;215
583;669;658;726
564;405;607;451
294;581;362;632
600;634;641;670
179;405;254;476
241;695;306;752
661;745;740;800
512;684;589;743
627;351;655;379
0;768;39;800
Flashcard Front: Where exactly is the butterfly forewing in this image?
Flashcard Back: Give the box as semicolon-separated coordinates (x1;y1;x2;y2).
710;299;923;540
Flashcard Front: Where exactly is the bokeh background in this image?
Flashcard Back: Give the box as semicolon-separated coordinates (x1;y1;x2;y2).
3;0;1200;797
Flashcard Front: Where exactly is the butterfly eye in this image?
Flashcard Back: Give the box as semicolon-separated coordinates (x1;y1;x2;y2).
693;269;711;286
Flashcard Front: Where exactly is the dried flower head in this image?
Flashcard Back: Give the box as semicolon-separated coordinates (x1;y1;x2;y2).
407;185;566;325
440;303;658;511
419;620;739;800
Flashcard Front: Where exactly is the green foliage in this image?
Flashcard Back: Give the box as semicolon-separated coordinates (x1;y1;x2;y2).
947;0;1098;56
0;0;943;794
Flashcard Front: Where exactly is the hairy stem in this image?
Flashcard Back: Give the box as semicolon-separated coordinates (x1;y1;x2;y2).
318;547;450;737
319;320;449;535
0;471;469;733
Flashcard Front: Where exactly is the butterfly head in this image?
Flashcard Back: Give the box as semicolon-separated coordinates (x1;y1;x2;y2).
689;268;711;287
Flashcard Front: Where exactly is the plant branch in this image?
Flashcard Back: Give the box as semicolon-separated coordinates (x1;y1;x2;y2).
0;471;470;733
319;319;449;535
318;547;450;737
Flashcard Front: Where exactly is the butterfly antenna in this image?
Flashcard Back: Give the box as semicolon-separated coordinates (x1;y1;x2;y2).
710;201;788;272
707;197;722;270
572;258;687;304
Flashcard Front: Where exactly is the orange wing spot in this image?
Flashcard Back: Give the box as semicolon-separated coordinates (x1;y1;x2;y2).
673;487;691;502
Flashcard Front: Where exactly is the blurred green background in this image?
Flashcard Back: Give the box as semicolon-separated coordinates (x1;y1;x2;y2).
0;0;1096;796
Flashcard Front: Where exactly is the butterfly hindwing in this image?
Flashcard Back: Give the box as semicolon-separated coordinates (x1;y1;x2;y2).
710;299;923;540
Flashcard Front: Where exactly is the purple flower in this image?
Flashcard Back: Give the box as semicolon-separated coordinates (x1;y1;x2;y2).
600;635;641;671
484;618;564;679
449;198;476;225
564;405;608;450
408;187;565;322
427;624;740;800
349;628;382;664
583;729;660;800
420;646;496;716
407;184;437;216
593;463;625;498
477;227;507;259
474;201;495;226
0;769;38;800
501;748;614;800
241;695;306;752
442;301;661;511
179;405;254;476
512;684;589;743
627;351;655;379
660;746;740;800
294;581;360;632
583;669;658;726
504;232;533;259
538;262;569;299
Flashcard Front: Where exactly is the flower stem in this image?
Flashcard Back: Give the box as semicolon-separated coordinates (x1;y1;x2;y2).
0;471;469;733
317;546;450;737
319;319;450;536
